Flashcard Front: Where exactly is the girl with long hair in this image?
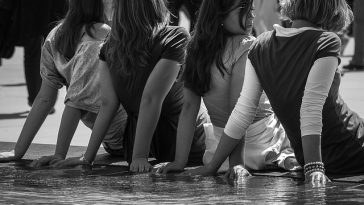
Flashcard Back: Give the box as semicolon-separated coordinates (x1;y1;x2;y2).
54;0;208;171
155;0;299;174
185;0;364;185
0;0;127;165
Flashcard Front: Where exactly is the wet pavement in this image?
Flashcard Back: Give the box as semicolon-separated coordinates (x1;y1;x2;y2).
1;39;364;204
1;159;364;204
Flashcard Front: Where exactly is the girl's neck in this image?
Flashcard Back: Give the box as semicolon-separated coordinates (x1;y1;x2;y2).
291;19;321;29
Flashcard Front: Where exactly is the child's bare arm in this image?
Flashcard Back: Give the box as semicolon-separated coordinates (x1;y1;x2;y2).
228;139;244;167
130;59;180;172
12;82;58;160
156;88;201;174
83;61;119;163
54;106;82;159
31;106;81;167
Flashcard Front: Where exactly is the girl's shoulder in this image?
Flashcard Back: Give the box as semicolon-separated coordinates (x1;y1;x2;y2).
159;26;190;40
316;31;341;45
89;23;111;41
229;35;255;61
46;23;62;42
255;30;274;42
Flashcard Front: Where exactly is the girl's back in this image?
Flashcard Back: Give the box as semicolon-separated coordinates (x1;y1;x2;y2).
41;23;111;113
203;35;272;128
101;26;187;115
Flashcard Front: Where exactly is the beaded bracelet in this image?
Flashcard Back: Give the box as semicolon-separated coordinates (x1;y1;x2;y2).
304;161;325;176
304;161;324;168
305;168;325;176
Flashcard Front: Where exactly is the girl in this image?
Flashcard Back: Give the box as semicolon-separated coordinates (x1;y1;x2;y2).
53;0;208;172
185;0;364;185
155;0;299;174
0;0;127;165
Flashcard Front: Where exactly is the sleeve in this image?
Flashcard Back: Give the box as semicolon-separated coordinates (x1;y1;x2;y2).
161;27;190;64
224;59;263;139
315;32;341;64
39;38;65;89
300;57;337;137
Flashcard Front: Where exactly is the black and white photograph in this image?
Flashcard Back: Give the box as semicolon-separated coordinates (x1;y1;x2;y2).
1;0;364;204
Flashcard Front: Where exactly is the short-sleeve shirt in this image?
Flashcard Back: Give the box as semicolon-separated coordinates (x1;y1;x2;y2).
99;26;189;116
98;26;208;162
40;25;105;113
249;29;364;174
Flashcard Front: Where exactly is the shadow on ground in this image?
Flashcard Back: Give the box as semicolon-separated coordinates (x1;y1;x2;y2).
0;83;26;87
0;111;29;120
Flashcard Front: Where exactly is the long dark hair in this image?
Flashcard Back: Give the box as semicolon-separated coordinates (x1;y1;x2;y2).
54;0;105;61
106;0;170;76
184;0;253;96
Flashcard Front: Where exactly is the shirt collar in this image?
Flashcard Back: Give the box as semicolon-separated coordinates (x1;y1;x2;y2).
273;24;323;37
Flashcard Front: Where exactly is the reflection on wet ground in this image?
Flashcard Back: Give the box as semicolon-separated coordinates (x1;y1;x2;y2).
1;161;364;204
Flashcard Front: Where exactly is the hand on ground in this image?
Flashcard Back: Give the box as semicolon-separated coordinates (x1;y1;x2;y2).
30;155;63;168
51;156;90;168
305;171;330;186
130;158;152;173
181;165;214;176
153;161;185;174
224;165;251;180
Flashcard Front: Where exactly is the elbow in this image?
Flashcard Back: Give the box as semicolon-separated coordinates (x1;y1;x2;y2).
101;98;118;109
182;100;199;114
140;94;162;108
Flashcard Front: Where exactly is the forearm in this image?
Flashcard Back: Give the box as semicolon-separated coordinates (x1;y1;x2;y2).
228;139;245;167
206;132;241;173
84;103;119;163
174;102;200;166
300;58;336;165
132;99;162;159
54;106;81;159
14;95;56;159
302;135;322;163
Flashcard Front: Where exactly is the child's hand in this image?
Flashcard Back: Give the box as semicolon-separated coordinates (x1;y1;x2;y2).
181;165;214;176
305;171;330;186
30;155;63;168
130;158;151;173
153;161;185;174
224;165;251;180
0;150;16;162
51;156;90;168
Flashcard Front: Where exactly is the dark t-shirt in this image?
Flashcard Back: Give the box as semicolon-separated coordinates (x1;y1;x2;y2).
249;30;364;174
99;26;189;116
99;26;206;163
